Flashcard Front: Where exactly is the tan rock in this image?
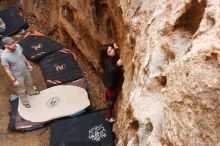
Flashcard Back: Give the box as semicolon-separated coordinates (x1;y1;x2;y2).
115;0;219;145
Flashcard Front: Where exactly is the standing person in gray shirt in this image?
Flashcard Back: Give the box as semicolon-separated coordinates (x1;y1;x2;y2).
1;37;40;108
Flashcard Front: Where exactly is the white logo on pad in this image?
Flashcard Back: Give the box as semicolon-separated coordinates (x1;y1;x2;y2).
88;124;106;141
47;97;60;108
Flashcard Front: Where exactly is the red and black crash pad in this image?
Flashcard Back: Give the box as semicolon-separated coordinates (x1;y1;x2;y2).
50;110;115;146
39;48;84;87
0;7;28;36
65;78;88;90
17;31;63;61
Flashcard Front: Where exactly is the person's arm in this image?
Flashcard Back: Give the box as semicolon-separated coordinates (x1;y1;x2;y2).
23;54;30;66
105;59;119;73
2;65;19;86
1;56;16;82
3;65;15;81
22;53;33;71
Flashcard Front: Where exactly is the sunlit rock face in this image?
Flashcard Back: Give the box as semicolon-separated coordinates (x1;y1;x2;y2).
21;0;219;145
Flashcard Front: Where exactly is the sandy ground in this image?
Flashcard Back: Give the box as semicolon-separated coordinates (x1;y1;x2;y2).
0;1;106;146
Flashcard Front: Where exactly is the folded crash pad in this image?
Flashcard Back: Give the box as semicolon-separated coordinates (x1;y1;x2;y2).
50;110;114;146
40;49;83;87
18;32;63;61
0;7;28;36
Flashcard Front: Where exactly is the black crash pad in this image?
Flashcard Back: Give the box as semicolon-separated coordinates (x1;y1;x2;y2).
39;49;84;87
0;7;28;36
50;110;114;146
18;32;63;61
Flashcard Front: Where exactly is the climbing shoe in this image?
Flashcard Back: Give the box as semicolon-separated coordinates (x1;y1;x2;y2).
23;103;31;108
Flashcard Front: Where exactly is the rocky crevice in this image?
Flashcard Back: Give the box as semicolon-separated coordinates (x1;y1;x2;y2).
174;0;207;34
21;0;122;71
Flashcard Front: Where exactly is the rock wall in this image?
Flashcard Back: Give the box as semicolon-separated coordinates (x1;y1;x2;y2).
20;0;128;70
161;0;220;145
115;0;219;145
20;0;219;145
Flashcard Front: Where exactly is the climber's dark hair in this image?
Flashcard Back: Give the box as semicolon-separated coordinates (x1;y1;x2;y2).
99;43;118;68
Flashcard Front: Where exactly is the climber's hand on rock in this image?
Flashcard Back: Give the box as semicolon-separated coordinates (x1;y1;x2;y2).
113;43;119;49
117;59;122;66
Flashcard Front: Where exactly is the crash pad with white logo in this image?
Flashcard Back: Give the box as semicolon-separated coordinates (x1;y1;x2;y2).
50;110;114;146
8;83;90;131
18;85;90;122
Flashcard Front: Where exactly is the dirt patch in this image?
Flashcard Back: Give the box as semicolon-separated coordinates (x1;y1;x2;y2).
0;1;105;146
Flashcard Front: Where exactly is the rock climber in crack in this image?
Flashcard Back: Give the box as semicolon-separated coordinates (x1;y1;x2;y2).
100;42;124;122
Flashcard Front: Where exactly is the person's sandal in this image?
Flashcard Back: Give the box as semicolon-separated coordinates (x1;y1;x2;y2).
23;103;31;108
30;90;40;95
